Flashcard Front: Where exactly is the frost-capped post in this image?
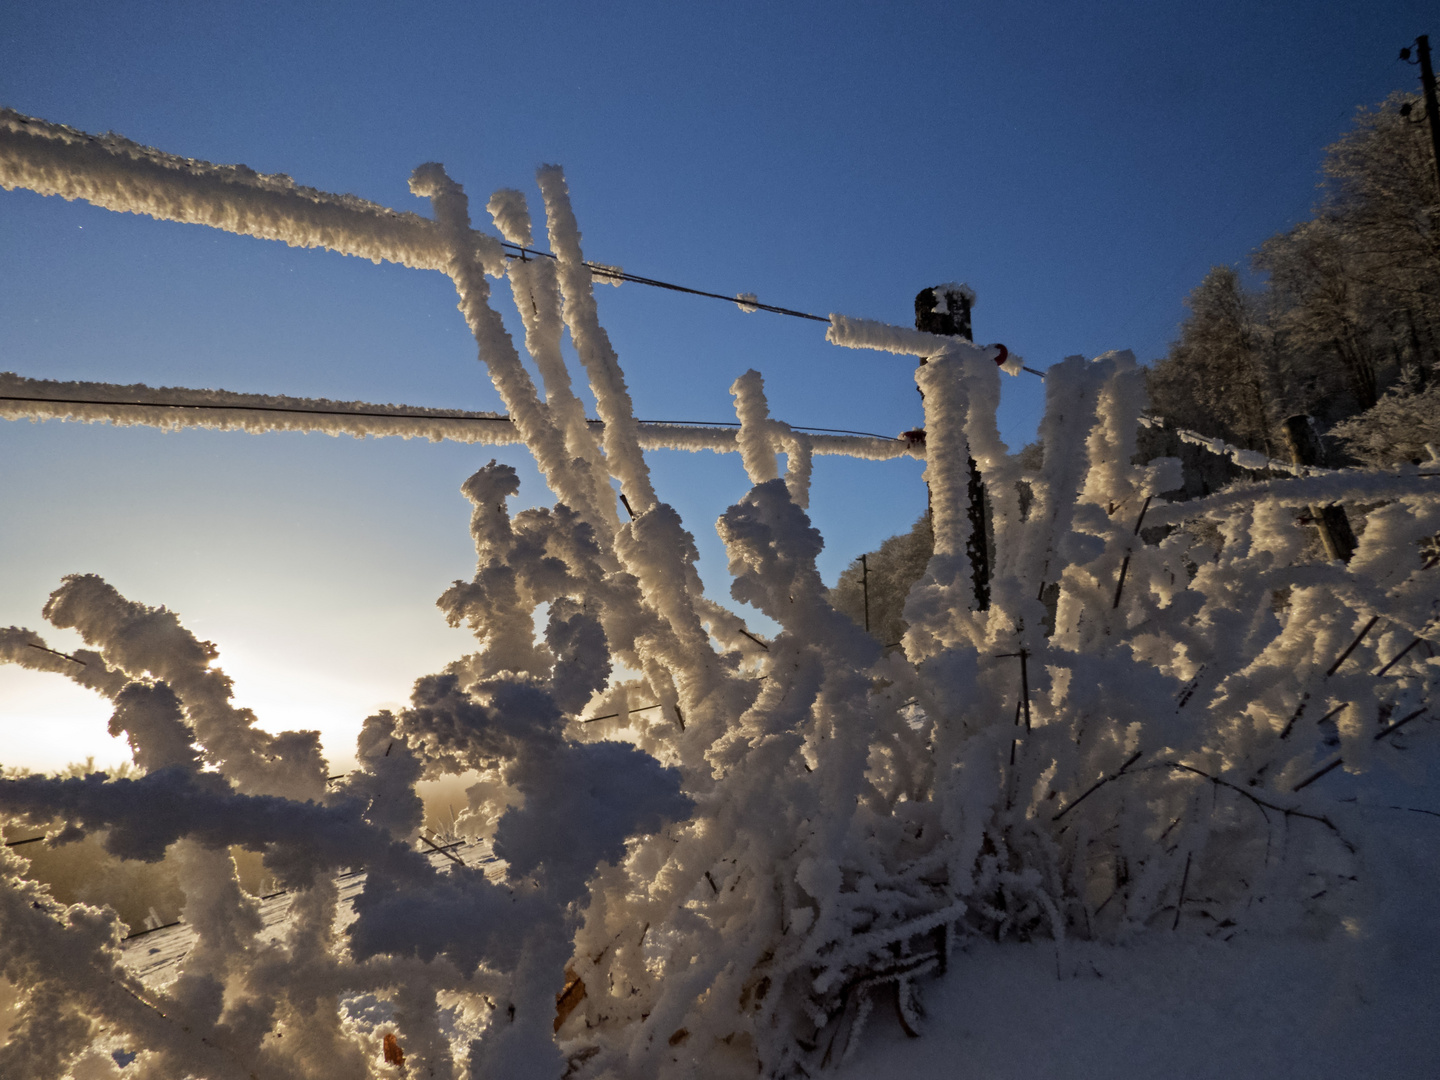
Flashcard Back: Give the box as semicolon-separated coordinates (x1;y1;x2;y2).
2;112;1438;1080
914;283;973;341
1282;413;1357;562
913;282;991;610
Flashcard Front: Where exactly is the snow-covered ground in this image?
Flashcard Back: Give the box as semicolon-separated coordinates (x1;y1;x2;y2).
839;792;1440;1080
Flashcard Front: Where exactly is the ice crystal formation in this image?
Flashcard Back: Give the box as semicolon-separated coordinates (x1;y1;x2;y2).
1;111;1438;1079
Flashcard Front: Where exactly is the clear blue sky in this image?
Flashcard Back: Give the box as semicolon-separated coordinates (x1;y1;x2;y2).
1;0;1430;771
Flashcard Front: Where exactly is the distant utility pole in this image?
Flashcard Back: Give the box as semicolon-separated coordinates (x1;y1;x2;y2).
1400;34;1440;198
915;285;990;611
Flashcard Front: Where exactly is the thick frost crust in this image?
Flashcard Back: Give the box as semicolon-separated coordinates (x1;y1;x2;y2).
3;114;1437;1080
0;372;915;460
0;371;526;446
0;109;507;273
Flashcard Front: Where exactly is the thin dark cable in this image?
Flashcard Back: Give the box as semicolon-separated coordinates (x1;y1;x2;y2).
634;418;902;441
513;244;1048;380
3;395;905;442
500;242;831;323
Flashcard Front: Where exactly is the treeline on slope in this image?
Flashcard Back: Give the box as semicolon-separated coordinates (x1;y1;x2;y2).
1148;92;1440;467
832;91;1439;643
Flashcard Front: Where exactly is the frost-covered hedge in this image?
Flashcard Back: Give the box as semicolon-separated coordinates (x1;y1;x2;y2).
3;127;1438;1080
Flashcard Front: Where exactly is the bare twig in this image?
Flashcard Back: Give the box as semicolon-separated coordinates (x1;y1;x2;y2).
1009;698;1022;769
419;832;465;867
26;642;85;666
1278;694;1309;740
894;979;921;1038
1374;707;1426;742
578;703;662;724
1326;616;1380;677
1172;852;1192;931
1293;758;1344;792
1112;495;1153;609
996;649;1032;732
1132;495;1154;533
121;919;183;940
1019;650;1032;733
1053;749;1143;821
738;628;771;652
1384;804;1440;819
1285;701;1348;743
1375;636;1422;676
107;975;255;1075
1154;762;1351;849
1111;556;1132;610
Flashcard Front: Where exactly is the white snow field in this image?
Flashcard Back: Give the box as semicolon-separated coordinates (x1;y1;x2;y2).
835;791;1440;1080
2;109;1439;1080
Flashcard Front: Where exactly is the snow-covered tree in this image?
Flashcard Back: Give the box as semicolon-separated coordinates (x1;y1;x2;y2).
1146;266;1280;454
1332;369;1440;466
1150;92;1440;456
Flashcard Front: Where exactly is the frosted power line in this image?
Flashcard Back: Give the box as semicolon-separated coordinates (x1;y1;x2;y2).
500;242;830;322
0;108;827;323
1;376;1335;475
0;374;917;461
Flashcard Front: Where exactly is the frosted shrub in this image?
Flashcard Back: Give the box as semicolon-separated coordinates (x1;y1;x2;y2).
2;122;1437;1078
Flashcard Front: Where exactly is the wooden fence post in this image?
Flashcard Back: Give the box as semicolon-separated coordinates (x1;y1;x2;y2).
1282;414;1356;563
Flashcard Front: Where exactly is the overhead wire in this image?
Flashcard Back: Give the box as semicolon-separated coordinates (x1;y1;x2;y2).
499;245;1052;381
504;244;1051;384
499;242;832;323
0;394;905;443
2;226;1042;448
635;418;900;441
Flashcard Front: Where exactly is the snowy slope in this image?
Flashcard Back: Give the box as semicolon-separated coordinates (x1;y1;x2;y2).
838;787;1440;1080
